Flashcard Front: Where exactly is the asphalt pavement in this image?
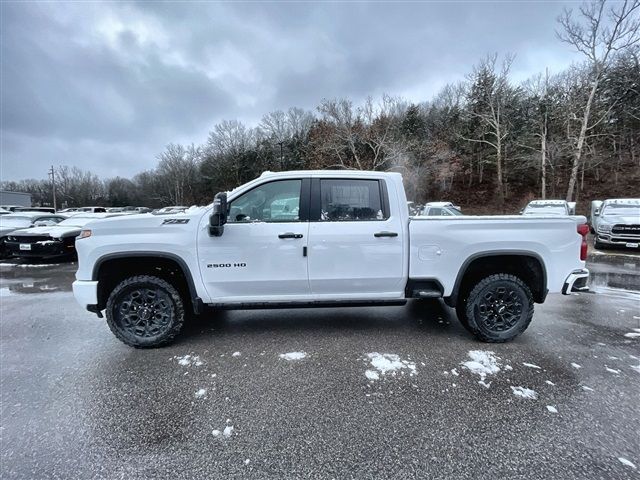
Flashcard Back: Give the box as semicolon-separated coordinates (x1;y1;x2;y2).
1;248;639;479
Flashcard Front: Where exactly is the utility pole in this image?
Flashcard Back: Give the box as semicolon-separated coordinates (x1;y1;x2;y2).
48;165;57;211
277;141;284;169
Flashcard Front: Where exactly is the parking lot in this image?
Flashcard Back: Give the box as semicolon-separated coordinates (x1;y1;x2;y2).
1;247;639;479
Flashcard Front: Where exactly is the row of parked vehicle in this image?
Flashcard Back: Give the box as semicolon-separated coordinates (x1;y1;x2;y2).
0;205;191;260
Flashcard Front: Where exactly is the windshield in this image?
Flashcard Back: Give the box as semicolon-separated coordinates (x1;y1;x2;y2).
56;216;99;227
602;205;640;216
0;216;31;228
523;205;567;215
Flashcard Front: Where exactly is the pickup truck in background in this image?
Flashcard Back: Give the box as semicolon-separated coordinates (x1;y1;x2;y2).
591;198;640;249
521;199;575;216
72;170;590;348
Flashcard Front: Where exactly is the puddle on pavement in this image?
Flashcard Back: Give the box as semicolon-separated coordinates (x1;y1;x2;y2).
0;262;76;295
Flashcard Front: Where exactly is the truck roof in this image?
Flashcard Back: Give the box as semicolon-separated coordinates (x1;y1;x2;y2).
602;198;640;206
527;199;567;205
259;170;401;179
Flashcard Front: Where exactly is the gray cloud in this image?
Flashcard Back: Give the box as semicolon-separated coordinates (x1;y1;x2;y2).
1;1;579;180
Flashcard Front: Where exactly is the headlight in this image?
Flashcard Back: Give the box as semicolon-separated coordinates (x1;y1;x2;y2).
78;229;92;240
597;223;612;233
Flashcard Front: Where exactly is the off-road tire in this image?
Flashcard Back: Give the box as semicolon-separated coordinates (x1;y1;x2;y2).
105;275;185;348
458;273;534;343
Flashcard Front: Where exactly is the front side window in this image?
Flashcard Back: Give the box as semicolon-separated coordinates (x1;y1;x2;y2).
228;179;302;223
319;179;385;221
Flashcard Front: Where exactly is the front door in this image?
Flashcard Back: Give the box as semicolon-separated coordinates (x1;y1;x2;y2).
198;178;310;302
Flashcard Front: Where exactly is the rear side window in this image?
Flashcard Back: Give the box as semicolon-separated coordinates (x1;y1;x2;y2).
319;179;386;221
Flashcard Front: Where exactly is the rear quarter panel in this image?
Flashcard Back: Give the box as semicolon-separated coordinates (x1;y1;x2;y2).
409;215;587;295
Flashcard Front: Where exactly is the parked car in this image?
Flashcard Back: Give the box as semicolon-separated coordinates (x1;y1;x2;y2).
72;170;589;348
0;212;67;257
11;206;57;213
153;206;189;215
421;202;463;217
592;198;640;250
5;213;120;259
521;200;574;216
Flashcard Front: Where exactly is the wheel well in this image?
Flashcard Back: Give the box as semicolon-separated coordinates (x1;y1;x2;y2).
94;256;198;313
452;255;546;305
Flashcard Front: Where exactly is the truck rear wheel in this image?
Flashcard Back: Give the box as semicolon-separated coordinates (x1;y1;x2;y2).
457;273;534;343
105;275;185;348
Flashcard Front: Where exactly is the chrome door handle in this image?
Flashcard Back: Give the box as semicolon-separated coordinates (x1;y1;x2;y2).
278;232;303;239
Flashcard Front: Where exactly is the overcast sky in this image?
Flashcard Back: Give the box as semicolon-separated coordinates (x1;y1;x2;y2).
1;1;581;181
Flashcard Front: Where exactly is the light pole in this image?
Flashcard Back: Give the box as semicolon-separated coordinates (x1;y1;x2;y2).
48;165;57;211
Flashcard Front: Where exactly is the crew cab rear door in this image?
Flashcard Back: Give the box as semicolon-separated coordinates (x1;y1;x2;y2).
198;178;311;302
306;177;405;298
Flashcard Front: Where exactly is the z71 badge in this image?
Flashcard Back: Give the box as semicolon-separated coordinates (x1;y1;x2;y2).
162;219;190;225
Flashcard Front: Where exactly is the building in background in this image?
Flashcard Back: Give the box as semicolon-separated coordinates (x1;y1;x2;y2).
0;190;32;208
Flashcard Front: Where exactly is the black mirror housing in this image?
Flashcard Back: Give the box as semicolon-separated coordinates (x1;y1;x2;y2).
209;192;228;236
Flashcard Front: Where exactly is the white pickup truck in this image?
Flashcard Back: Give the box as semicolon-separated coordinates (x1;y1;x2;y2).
72;170;590;348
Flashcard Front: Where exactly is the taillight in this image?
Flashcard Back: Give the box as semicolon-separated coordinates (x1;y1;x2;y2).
577;224;588;260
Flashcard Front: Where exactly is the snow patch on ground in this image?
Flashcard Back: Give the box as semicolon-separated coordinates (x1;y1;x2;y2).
232;352;241;357
211;430;221;437
462;350;501;388
195;388;206;398
618;457;636;469
365;370;380;380
630;364;640;374
0;263;61;268
624;328;640;338
223;426;234;437
522;362;541;369
582;385;594;392
279;352;306;361
605;367;621;374
510;386;538;399
571;362;582;369
365;353;417;380
546;405;558;413
174;355;203;367
545;380;555;386
450;368;459;376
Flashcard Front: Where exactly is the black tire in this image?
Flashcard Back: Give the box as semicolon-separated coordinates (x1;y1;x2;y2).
105;275;185;348
457;273;534;343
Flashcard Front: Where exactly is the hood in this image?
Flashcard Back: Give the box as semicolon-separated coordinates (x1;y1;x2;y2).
10;225;82;238
600;215;640;225
88;207;209;234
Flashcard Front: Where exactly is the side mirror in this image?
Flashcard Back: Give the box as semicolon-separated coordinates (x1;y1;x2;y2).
209;192;227;236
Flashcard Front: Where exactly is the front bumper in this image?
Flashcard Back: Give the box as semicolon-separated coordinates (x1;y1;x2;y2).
562;269;589;295
595;233;640;247
5;239;75;258
72;280;99;310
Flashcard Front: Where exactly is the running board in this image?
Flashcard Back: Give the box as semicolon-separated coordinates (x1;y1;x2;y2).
208;299;408;310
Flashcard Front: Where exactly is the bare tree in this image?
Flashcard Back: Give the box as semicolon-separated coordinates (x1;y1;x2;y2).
460;54;516;205
557;0;640;201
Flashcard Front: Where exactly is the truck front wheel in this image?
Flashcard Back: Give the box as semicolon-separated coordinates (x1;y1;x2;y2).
457;274;534;343
105;275;185;348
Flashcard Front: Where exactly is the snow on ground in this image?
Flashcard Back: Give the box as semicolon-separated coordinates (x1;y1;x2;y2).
0;263;61;268
223;426;234;437
618;457;637;469
279;352;307;361
624;328;640;338
365;353;416;380
232;352;241;357
462;350;501;388
582;385;594;392
511;386;538;399
546;405;558;413
522;363;542;369
195;388;206;398
212;430;221;437
174;355;203;367
605;367;621;374
0;288;14;297
630;364;640;374
571;363;582;369
545;380;555;386
450;368;459;376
